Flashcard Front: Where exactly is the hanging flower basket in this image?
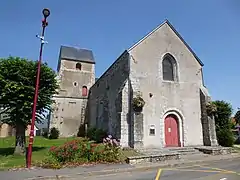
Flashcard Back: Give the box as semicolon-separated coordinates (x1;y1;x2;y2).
206;102;217;116
132;95;145;112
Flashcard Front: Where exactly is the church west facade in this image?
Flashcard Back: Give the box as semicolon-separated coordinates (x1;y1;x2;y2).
50;20;217;148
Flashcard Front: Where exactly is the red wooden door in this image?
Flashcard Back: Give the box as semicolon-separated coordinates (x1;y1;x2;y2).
164;115;179;147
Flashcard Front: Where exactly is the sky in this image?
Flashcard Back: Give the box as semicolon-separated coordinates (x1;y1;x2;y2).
0;0;239;113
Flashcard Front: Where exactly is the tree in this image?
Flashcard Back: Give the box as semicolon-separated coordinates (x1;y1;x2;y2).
212;100;234;147
212;100;233;130
234;108;240;124
0;57;58;155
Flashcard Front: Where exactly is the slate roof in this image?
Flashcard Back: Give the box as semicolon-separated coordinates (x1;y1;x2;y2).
60;45;95;63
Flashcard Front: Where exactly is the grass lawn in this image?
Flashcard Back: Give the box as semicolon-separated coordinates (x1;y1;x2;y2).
0;136;140;170
0;136;75;170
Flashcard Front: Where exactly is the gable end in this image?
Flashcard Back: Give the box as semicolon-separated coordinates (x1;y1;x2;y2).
128;19;204;66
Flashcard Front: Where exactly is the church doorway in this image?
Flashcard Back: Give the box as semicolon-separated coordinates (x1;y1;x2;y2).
164;114;180;147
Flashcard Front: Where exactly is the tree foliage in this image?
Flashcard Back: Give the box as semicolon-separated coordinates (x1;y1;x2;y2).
0;56;58;154
234;108;240;124
212;100;234;147
212;100;233;130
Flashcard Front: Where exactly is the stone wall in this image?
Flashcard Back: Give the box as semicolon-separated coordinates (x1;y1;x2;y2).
0;124;35;137
131;112;144;148
0;123;14;137
88;51;130;147
49;97;88;137
128;22;206;148
49;58;95;137
57;59;95;98
200;88;218;146
200;89;211;146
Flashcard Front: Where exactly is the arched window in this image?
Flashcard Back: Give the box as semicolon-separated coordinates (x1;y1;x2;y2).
76;63;82;70
82;86;88;96
162;54;177;81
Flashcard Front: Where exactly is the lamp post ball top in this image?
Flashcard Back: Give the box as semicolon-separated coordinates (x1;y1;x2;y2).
42;8;50;18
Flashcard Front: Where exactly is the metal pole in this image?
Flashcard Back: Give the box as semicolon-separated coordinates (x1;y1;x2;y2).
27;10;49;168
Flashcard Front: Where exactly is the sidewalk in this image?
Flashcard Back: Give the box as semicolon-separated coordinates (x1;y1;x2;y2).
1;153;240;180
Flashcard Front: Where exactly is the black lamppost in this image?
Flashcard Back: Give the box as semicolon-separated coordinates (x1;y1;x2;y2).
27;8;50;168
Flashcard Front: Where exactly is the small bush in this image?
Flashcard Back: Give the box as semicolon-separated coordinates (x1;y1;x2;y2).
47;136;120;165
86;127;107;143
49;138;88;162
102;135;121;162
216;128;235;147
49;127;60;139
42;131;49;138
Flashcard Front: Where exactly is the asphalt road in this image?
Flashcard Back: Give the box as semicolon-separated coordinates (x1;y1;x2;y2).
82;158;240;180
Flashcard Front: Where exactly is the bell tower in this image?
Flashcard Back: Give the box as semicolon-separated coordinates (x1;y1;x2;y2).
49;45;95;137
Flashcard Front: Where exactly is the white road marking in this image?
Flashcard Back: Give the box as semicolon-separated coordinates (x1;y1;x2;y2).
220;178;227;180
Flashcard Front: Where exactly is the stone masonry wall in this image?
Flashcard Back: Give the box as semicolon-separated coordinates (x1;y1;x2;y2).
50;97;88;137
50;59;95;137
200;89;211;146
88;51;130;147
128;22;206;148
200;87;218;146
0;124;36;137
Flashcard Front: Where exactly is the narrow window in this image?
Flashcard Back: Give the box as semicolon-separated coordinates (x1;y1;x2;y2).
76;63;82;70
162;54;177;81
163;57;173;81
82;86;88;96
149;125;156;136
150;128;155;135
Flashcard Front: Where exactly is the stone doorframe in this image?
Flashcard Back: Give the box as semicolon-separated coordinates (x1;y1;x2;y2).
162;108;184;147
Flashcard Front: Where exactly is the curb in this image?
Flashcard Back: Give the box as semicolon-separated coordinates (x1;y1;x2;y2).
25;154;240;180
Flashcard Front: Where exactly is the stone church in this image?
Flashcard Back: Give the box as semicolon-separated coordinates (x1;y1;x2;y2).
50;20;217;148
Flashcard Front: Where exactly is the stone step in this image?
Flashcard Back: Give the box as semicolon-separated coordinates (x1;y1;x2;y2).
194;146;232;155
138;147;204;156
126;153;180;165
175;150;200;155
168;148;195;151
167;148;201;155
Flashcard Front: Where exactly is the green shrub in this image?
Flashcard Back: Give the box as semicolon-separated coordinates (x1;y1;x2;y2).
42;131;49;138
49;127;60;139
49;138;89;162
48;137;120;165
86;127;107;143
216;128;235;147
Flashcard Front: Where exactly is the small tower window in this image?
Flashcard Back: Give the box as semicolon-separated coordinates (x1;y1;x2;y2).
76;63;82;70
82;86;88;96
